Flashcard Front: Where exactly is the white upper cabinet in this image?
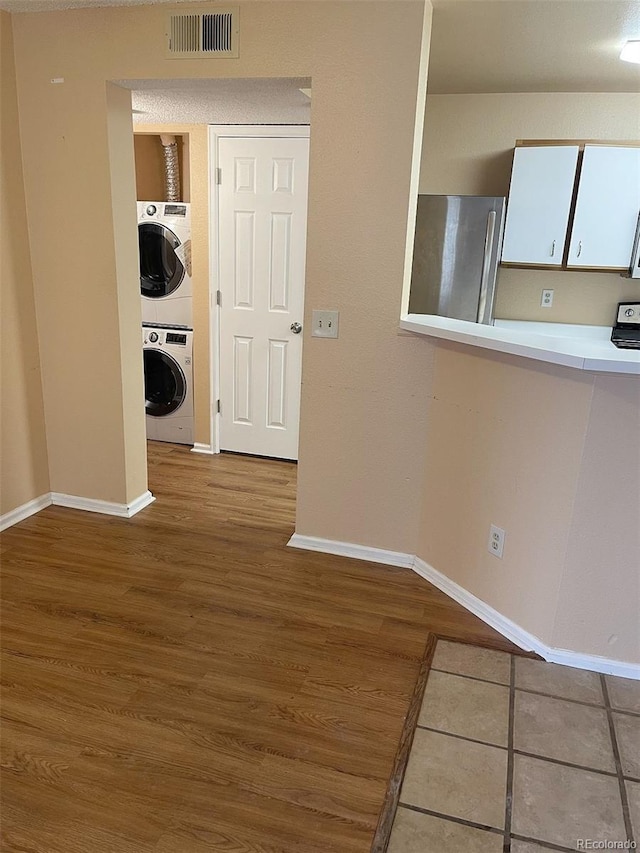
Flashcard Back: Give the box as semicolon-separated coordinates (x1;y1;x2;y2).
567;146;640;269
501;145;579;266
502;143;640;270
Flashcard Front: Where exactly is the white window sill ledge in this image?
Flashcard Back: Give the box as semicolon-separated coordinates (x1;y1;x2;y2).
400;315;640;375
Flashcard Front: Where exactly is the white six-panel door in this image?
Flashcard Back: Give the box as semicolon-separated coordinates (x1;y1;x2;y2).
217;135;309;459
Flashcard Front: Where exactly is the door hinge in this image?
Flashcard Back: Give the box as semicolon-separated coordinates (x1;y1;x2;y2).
216;399;221;414
216;290;222;307
215;167;222;185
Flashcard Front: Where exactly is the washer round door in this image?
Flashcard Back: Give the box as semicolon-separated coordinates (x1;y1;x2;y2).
139;222;185;299
144;349;186;417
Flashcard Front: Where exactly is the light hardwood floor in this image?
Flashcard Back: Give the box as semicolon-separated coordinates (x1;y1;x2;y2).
1;443;518;853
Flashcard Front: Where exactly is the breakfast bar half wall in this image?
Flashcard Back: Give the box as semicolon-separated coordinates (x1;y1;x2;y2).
291;326;640;678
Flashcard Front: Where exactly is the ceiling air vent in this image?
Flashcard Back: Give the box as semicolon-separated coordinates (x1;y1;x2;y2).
166;7;239;59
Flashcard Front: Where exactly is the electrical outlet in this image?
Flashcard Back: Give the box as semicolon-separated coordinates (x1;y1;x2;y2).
311;310;339;339
541;289;554;308
488;524;506;559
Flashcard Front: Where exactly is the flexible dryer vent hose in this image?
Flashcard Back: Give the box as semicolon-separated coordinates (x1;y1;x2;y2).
160;134;180;202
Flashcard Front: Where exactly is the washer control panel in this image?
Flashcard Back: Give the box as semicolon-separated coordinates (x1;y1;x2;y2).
143;324;193;352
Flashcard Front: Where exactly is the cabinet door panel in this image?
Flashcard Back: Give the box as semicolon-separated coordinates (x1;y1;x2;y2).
567;146;640;269
501;146;579;265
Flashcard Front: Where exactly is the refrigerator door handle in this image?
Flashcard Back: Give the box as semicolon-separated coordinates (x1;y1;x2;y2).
477;210;497;323
629;211;640;279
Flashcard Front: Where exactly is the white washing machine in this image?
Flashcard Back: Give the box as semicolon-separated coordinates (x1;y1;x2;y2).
138;202;192;327
143;324;193;446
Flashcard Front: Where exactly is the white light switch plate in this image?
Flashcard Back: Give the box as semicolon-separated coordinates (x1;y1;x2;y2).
312;310;339;338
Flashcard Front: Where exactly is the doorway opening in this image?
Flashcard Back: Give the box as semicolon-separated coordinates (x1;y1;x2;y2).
125;78;311;479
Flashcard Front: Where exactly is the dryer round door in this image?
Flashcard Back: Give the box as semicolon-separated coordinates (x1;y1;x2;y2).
144;349;186;417
139;222;185;299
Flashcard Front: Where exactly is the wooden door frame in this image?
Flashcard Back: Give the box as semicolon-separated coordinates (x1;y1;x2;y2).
207;125;311;455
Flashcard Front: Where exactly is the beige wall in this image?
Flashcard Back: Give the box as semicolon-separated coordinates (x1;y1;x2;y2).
10;1;431;548
416;344;640;664
12;56;140;503
416;344;593;642
417;343;588;635
552;376;640;659
421;93;640;325
0;10;50;515
418;342;640;662
106;82;149;505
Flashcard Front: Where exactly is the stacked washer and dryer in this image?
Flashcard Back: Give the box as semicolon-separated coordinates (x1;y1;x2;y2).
139;201;194;446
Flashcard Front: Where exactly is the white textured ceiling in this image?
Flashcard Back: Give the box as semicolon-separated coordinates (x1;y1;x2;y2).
428;0;640;94
117;77;312;126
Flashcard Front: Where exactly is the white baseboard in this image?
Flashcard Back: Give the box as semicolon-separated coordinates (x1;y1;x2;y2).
539;646;640;681
0;494;53;532
124;490;156;516
412;557;640;679
288;534;640;680
287;533;415;569
191;443;216;455
410;557;542;656
51;490;155;518
1;489;155;531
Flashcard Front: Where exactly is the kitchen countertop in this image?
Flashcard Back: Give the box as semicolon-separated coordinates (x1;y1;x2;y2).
400;314;640;374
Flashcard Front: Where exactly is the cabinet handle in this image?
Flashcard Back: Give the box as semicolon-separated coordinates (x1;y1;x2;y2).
577;241;582;258
630;211;640;279
550;240;556;257
477;210;496;323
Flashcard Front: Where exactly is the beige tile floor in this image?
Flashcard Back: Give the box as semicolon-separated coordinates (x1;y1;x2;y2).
388;640;640;853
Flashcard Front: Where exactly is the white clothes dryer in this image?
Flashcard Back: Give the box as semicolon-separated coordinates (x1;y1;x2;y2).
138;202;192;327
143;324;193;446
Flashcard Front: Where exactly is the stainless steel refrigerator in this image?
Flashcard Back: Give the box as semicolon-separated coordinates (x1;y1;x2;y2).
409;194;506;324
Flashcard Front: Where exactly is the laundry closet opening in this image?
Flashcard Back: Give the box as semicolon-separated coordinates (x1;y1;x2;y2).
126;78;312;481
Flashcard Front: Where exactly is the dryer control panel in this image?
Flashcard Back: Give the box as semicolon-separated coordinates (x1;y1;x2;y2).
164;204;187;217
166;332;187;345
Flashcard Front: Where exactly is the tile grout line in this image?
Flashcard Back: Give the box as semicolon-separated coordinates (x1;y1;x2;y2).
397;802;504;836
515;687;640;717
514;685;607;709
432;665;640;717
413;725;620;779
601;674;635;845
513;748;618;779
415;723;508;750
503;653;516;853
616;708;640;720
430;666;510;688
509;831;582;852
396;804;581;852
